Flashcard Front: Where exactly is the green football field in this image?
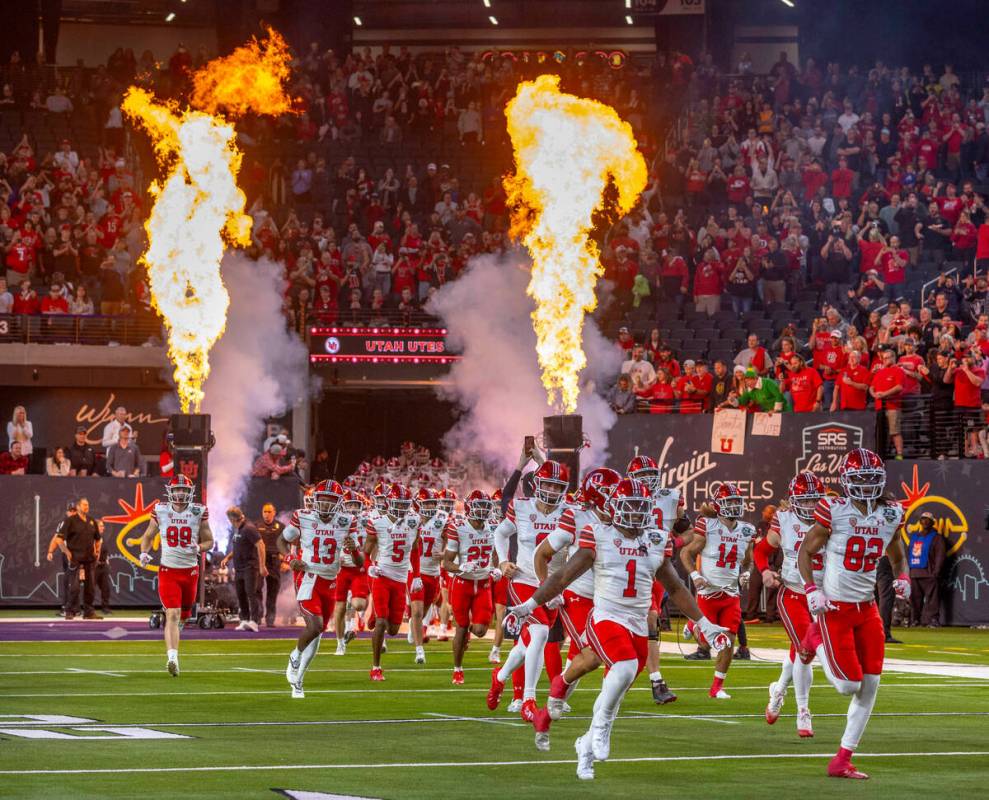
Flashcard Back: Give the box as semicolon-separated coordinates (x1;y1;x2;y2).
1;623;987;799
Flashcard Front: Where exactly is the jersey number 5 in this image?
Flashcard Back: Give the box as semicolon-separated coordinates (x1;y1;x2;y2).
794;540;825;571
165;526;192;548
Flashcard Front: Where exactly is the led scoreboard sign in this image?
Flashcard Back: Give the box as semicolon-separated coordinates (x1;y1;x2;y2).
309;326;459;366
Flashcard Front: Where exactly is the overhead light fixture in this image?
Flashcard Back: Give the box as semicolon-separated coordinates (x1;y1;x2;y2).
483;0;492;7
626;15;633;24
489;15;498;25
165;12;175;22
780;0;795;6
353;16;362;26
625;0;632;7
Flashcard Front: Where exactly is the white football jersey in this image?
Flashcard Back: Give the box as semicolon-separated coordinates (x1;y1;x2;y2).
815;496;903;602
771;509;825;593
545;505;598;599
694;516;756;596
494;498;573;588
366;512;421;582
444;518;496;580
418;511;448;577
152;501;208;568
578;520;668;636
651;487;684;531
283;509;358;579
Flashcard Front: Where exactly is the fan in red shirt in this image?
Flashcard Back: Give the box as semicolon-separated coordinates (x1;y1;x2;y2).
40;284;70;314
693;250;725;316
879;238;908;291
937;185;965;225
786;354;823;412
675;360;705;414
659;250;690;299
869;348;905;457
726;166;750;206
391;256;417;297
815;330;847;382
830;158;855;199
616;327;635;353
638;368;676;414
896;339;928;395
832;351;871;410
654;345;682;378
801;160;828;202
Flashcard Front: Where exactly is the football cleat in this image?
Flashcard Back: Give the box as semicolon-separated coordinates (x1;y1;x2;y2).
561;702;572;714
488;645;501;664
533;707;552;752
520;699;537;724
344;629;357;644
291;680;305;699
415;647;425;665
591;717;614;761
547;675;567;720
334;642;346;656
452;669;464;685
797;708;814;738
286;655;300;684
407;628;414;644
506;699;523;713
684;648;711;660
575;735;595;781
734;646;751;660
828;759;868;779
651;679;677;705
486;668;505;710
766;681;786;724
712;689;732;699
166;660;179;677
370;667;384;682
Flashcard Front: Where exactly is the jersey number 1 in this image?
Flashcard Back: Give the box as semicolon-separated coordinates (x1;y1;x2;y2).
623;559;638;598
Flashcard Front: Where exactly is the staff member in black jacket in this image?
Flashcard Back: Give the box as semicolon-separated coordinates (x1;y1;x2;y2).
221;507;267;632
55;498;102;620
256;503;286;627
47;500;76;616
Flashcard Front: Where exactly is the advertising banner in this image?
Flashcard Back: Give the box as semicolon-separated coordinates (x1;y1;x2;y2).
0;477;301;607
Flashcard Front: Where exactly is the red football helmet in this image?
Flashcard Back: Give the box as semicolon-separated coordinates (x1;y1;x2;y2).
608;478;652;529
371;482;390;512
341;489;363;514
166;474;195;505
464;489;493;522
387;483;413;516
313;479;344;516
447;461;467;482
788;471;825;522
581;467;622;515
839;448;886;501
712;482;745;519
371;455;387;472
533;460;570;507
387;457;401;470
416;446;431;465
429;457;445;471
400;441;415;456
414;486;438;517
343;475;359;490
627;455;660;494
437;487;458;513
357;461;372;476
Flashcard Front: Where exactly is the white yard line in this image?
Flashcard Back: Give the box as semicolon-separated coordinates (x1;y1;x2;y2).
4;681;988;699
422;712;526;728
65;667;125;678
2;751;987;776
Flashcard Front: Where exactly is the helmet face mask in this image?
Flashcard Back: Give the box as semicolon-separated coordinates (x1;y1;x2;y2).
612;496;651;529
314;492;339;517
716;496;744;519
466;495;492;522
389;498;412;516
628;467;660;494
166;477;194;506
790;494;821;522
841;469;886;500
535;477;567;507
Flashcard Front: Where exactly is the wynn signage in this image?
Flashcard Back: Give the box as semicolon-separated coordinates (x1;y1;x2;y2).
0;388;171;453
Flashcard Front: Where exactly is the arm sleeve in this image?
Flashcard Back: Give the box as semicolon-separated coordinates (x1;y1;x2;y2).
445;524;460;555
545;528;574;551
753;532;779;573
693;516;708;537
494;516;516;564
501;470;522;515
576;525;596;551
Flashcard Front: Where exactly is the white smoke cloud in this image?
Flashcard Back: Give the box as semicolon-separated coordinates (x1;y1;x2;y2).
427;252;622;475
201;254;309;545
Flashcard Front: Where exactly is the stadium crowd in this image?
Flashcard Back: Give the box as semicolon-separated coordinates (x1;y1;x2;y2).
601;52;989;460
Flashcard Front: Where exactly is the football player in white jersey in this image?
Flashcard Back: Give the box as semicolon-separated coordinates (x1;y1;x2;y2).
679;481;756;699
332;489;371;655
435;487;459;641
756;471;826;737
279;480;362;698
507;478;729;779
364;484;421;681
138;475;214;676
533;467;621;736
442;489;500;685
489;460;574;725
627;455;691;704
409;487;446;664
797;449;910;780
487;488;508;664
